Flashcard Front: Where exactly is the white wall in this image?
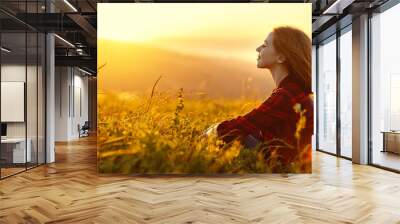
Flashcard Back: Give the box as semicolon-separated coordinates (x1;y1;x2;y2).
1;63;46;164
55;67;89;141
72;72;89;138
55;66;70;141
1;65;27;140
1;65;38;137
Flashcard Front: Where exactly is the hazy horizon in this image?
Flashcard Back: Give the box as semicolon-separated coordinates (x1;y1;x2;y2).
98;39;275;99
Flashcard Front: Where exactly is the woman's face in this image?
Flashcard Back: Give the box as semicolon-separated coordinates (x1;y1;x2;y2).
256;33;284;69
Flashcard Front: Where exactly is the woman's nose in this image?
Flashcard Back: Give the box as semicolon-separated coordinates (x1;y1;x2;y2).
256;46;261;52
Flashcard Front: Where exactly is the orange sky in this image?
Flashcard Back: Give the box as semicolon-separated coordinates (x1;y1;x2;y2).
98;3;311;63
97;3;311;99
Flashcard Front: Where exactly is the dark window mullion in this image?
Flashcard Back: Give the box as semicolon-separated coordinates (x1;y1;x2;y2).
25;0;28;171
36;0;39;167
316;44;320;151
367;10;373;165
336;26;341;157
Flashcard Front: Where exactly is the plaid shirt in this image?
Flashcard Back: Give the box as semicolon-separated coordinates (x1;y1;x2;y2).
217;75;314;153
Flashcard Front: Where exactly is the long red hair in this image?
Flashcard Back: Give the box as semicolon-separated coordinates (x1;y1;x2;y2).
272;26;312;92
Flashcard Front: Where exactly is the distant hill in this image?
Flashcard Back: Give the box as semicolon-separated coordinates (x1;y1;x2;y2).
98;39;275;99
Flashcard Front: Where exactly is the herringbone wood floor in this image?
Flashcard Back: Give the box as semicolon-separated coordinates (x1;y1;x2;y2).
1;137;400;224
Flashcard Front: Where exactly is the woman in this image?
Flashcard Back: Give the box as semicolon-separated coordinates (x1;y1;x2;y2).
206;26;313;167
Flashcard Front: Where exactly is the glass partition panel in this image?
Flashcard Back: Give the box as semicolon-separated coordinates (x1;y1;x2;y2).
317;35;337;154
27;30;38;169
371;3;400;171
339;28;352;158
1;31;28;177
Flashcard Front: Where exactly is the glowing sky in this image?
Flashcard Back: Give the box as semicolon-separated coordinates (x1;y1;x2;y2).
98;3;311;63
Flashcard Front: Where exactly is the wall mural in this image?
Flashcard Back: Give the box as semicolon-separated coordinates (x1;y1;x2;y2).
97;3;313;174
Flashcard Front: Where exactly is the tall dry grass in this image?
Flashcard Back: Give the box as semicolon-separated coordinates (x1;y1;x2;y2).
97;88;311;174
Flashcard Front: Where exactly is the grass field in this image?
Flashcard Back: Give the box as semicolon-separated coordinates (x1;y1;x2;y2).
97;88;311;174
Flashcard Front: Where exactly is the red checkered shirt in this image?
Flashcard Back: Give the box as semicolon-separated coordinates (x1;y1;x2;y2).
217;75;314;151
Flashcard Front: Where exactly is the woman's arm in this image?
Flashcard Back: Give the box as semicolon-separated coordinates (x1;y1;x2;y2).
217;89;291;143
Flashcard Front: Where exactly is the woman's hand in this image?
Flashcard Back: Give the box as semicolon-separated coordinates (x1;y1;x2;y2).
200;123;219;138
